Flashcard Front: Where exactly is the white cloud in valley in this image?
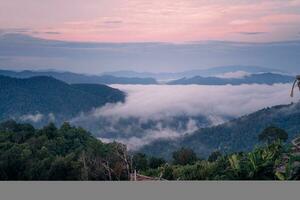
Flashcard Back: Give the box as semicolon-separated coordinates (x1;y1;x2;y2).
20;113;44;123
71;84;299;150
99;84;296;118
19;113;56;123
216;71;251;79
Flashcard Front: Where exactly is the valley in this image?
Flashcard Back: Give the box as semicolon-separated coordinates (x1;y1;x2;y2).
1;72;299;157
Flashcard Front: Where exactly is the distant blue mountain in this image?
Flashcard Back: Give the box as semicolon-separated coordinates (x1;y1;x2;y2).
0;69;158;84
167;73;294;85
1;33;300;74
184;66;283;77
103;66;282;80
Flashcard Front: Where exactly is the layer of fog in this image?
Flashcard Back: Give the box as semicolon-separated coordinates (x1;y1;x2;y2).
215;71;251;79
70;84;298;150
19;113;56;123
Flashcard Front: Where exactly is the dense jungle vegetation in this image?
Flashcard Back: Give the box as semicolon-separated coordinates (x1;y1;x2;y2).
0;120;299;180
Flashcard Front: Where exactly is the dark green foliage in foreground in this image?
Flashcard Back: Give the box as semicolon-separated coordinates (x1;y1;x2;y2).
1;121;299;181
172;148;198;165
0;120;130;180
132;153;148;171
142;140;300;180
140;126;300;180
132;153;166;172
148;157;166;169
208;151;222;162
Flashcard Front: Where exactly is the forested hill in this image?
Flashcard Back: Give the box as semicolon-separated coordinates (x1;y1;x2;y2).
139;102;300;159
0;75;125;123
0;120;299;180
0;120;130;180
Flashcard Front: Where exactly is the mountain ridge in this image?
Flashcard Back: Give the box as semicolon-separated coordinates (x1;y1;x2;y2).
0;69;158;84
0;75;125;124
102;66;284;81
1;33;300;74
167;73;294;85
139;102;300;159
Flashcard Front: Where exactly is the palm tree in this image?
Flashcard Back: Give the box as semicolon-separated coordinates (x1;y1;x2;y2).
227;142;283;180
290;75;300;97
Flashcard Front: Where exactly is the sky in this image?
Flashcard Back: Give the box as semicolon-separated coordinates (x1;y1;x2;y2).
1;0;300;43
1;34;300;73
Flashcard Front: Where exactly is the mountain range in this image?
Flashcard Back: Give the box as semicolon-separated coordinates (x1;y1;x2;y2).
167;73;294;85
1;33;300;74
0;75;125;124
0;69;294;86
139;102;300;159
103;66;283;81
0;69;157;84
1;72;299;160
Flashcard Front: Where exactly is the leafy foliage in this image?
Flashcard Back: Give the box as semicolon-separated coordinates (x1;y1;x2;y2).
141;140;300;180
132;153;166;171
132;153;148;171
148;157;166;169
172;148;198;165
208;151;222;162
258;126;288;144
0;121;129;180
1;121;299;181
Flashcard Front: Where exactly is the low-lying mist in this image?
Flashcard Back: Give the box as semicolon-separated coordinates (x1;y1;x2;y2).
69;84;298;150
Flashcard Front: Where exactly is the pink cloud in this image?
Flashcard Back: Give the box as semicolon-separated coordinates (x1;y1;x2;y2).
261;14;300;24
2;0;299;42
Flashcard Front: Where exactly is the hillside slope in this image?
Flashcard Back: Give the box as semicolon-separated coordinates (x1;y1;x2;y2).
0;75;125;123
0;120;129;180
139;102;300;159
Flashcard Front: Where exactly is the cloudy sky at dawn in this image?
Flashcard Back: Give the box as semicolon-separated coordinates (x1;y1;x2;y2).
1;0;300;42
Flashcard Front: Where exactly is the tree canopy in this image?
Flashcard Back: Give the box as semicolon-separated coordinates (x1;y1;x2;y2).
0;120;129;180
1;121;299;181
172;148;198;165
258;126;288;143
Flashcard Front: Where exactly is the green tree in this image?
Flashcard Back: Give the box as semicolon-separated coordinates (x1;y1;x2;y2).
148;157;166;169
172;147;198;165
208;151;222;162
162;165;174;180
258;126;288;144
0;121;130;181
132;153;148;171
48;156;81;180
173;161;218;180
40;123;57;139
